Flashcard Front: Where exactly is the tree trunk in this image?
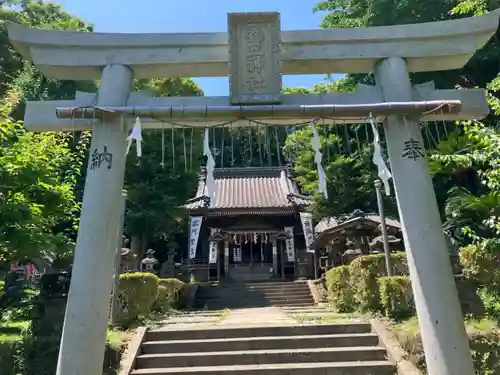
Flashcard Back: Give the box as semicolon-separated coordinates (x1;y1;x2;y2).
131;232;149;270
130;234;142;271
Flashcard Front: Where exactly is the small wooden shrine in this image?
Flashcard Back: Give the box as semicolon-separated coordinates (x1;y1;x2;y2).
311;210;403;268
184;166;313;282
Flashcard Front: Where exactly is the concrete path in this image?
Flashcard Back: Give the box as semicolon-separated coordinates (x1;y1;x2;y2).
151;310;227;330
218;307;295;326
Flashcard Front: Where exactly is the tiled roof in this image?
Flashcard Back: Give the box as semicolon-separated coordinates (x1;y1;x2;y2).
185;167;311;212
311;213;401;249
315;214;401;233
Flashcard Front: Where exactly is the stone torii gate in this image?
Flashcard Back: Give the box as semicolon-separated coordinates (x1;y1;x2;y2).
7;10;500;375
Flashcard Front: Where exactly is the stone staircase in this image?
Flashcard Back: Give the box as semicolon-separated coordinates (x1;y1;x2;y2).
130;322;395;374
192;281;314;310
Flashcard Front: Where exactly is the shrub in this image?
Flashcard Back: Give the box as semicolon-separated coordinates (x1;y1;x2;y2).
0;331;126;375
460;243;500;291
325;266;354;312
154;285;170;313
393;317;500;375
349;253;408;312
118;272;159;326
378;276;414;318
158;278;185;309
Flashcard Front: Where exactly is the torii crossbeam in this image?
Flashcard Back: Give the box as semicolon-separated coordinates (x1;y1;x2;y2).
7;10;500;375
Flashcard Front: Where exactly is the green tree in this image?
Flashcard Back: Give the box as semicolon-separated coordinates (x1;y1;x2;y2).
0;1;95;268
0;92;87;267
313;0;500;90
124;78;205;259
1;0;97;119
284;81;398;219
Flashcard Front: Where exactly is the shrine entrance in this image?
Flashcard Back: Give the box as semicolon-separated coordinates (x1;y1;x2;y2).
8;9;500;375
226;231;275;282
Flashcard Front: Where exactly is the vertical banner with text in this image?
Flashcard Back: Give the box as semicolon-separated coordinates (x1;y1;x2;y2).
284;226;295;262
188;216;203;260
208;228;219;264
299;212;315;253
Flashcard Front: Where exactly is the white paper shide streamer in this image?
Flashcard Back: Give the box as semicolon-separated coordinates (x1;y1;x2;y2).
369;116;392;195
126;117;143;157
311;121;328;199
203;128;216;208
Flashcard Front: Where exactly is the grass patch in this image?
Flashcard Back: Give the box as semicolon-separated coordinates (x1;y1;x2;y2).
292;311;364;324
106;329;133;351
390;316;500;374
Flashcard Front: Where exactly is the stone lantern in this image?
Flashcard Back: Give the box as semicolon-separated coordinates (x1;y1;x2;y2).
140;249;159;274
342;240;363;264
369;234;401;253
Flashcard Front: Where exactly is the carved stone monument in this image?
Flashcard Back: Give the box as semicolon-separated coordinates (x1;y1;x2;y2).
228;12;282;105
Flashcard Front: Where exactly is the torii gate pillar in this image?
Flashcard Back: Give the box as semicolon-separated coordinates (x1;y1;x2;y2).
56;64;132;375
375;57;474;375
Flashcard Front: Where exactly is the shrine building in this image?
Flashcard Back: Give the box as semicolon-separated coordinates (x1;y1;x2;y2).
184;166;315;282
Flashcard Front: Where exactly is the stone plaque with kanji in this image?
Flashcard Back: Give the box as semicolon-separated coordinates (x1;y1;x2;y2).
228;12;282;105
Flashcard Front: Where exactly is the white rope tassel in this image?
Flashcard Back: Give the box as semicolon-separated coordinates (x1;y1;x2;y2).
369;115;392;195
203;128;216;208
126;117;143;157
311;121;328;200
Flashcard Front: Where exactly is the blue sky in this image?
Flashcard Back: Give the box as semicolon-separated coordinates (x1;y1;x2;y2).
51;0;337;96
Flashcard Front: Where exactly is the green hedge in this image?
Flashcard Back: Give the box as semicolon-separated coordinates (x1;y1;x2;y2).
460;243;500;290
0;333;124;375
326;253;409;314
118;272;159;326
378;276;414;318
158;278;185;309
117;273;186;326
325;266;354;312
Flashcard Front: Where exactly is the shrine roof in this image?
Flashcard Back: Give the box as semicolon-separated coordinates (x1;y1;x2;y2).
311;213;401;249
185;166;311;215
315;214;401;233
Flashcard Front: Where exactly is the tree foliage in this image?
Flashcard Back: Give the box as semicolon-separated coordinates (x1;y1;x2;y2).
0;98;88;265
283;81;398;219
124;78;204;255
0;1;94;266
314;0;500;90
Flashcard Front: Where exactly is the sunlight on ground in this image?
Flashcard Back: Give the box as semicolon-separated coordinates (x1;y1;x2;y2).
292;312;364;324
0;320;30;342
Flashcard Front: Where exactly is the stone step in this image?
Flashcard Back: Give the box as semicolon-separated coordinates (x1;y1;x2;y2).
131;361;395;374
212;285;310;293
201;289;312;297
146;323;372;341
208;281;308;289
194;296;313;303
196;297;313;305
193;302;314;310
142;333;380;354
136;347;387;368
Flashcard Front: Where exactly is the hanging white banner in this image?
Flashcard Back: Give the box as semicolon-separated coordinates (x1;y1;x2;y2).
299;212;315;253
208;228;219;264
188;216;203;259
284;226;295;262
